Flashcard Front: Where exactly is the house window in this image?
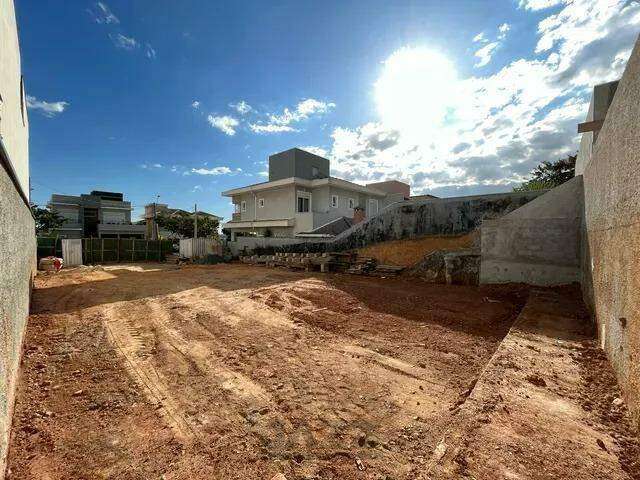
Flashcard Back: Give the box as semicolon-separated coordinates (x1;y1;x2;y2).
258;198;265;208
241;200;247;212
312;166;319;178
331;195;338;208
297;196;310;213
348;198;355;209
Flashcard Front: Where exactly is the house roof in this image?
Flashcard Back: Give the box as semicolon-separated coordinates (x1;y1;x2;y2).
221;176;387;197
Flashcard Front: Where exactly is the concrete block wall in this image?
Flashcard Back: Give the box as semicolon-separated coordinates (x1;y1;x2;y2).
0;166;35;476
580;35;640;426
480;176;583;286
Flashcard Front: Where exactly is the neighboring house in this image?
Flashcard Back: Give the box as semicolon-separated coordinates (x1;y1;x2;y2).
221;148;410;239
143;203;222;239
48;190;146;239
0;0;37;474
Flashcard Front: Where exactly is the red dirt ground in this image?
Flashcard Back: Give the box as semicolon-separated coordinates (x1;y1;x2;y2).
5;263;638;479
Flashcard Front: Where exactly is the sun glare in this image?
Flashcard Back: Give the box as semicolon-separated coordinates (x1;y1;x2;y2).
375;46;459;140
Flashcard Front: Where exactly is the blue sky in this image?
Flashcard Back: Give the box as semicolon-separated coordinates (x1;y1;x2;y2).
18;0;640;221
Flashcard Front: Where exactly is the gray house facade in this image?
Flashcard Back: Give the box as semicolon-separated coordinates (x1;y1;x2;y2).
48;190;146;239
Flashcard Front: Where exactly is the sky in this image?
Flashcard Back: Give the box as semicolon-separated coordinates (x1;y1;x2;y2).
18;0;640;222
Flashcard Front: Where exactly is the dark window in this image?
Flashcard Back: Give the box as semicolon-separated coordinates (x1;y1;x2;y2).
20;76;25;126
297;196;309;213
312;166;319;178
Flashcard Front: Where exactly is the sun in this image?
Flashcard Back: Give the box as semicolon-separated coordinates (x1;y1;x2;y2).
374;46;459;141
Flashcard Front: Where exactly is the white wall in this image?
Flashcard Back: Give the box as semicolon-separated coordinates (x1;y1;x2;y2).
0;0;29;200
233;186;296;222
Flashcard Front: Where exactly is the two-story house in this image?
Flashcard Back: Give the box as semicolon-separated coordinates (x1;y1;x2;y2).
48;190;146;239
221;148;410;239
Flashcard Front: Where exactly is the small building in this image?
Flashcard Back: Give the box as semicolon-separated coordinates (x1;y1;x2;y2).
221;148;410;239
143;203;222;239
48;190;146;239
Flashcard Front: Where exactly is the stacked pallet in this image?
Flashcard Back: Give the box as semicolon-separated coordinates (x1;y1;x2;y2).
346;257;377;275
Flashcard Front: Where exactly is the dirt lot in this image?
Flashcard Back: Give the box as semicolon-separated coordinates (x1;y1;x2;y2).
6;263;531;479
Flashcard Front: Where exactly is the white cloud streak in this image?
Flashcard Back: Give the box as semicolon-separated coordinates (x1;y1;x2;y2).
191;166;242;175
26;95;69;117
88;2;120;24
109;33;139;50
207;115;239;136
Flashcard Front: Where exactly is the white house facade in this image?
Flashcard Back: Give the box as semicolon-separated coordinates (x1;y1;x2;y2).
221;148;409;239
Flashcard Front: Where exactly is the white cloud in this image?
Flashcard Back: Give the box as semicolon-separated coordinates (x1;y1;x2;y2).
88;2;119;24
207;115;239;136
109;33;139;51
322;0;640;195
152;163;162;168
26;95;69;117
473;32;487;43
191;166;242;176
474;42;500;67
498;23;511;40
519;0;563;11
191;185;202;192
192;101;200;109
249;98;335;134
249;123;297;134
145;43;156;59
230;100;252;115
474;23;511;68
300;146;329;157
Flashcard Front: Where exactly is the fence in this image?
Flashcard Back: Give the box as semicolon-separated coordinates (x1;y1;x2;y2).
83;238;173;264
36;237;62;260
179;238;221;259
61;239;83;266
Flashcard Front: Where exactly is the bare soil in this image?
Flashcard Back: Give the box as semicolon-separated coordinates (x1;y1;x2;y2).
5;263;638;479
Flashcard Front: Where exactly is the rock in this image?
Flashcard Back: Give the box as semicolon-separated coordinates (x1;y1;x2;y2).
270;474;287;480
72;389;84;397
357;433;366;447
613;397;624;407
366;437;379;448
525;374;546;388
597;438;609;453
433;439;447;462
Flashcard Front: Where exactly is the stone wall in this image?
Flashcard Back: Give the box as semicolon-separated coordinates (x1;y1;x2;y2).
480;176;583;286
581;35;640;426
0;165;36;476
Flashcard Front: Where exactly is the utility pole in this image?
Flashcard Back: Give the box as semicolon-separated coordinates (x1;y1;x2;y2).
194;203;198;238
153;195;160;240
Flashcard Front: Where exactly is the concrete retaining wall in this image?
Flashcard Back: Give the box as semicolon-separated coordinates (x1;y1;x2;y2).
480;176;583;285
0;166;36;476
581;35;640;426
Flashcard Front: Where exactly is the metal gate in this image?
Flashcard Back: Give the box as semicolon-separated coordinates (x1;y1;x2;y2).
179;238;220;259
61;239;83;266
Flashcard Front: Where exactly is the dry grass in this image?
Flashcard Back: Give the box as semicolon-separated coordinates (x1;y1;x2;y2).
357;232;476;267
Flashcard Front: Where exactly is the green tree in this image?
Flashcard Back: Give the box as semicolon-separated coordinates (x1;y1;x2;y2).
155;214;219;238
31;203;65;236
514;154;576;191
